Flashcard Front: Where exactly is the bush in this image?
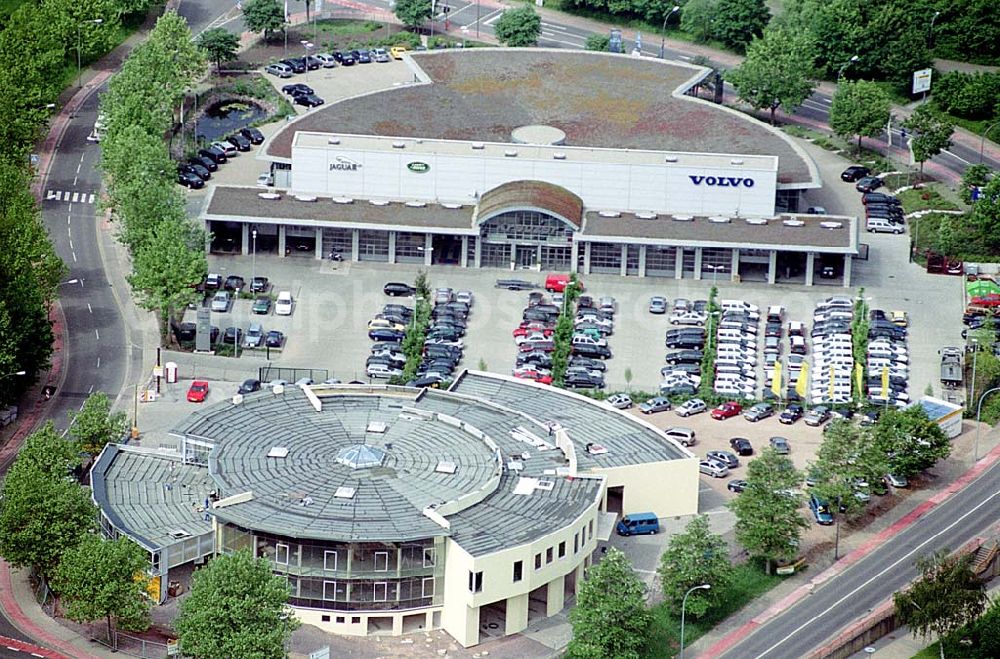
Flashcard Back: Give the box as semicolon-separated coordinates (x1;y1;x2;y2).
933;71;1000;120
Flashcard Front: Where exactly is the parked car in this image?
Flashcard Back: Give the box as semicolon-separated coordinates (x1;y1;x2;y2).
809;494;834;525
856;176;884;193
177;171;204;188
179;162;210;181
243;323;264;348
240;127;265;144
662;426;696;446
699;460;729;478
804;406;831;426
198;145;227;164
729;437;753;456
282;82;314;96
676;398;707;417
607;393;633;409
227;133;252;152
264;62;294;78
275;291;293;316
224;275;245;291
238;378;261;394
264;330;284;348
210;291;230;312
372;47;390;62
222;327;243;344
251;297;271;315
189;155;218;172
769;436;790;454
840;165;871;182
727;479;748;493
639;397;672;414
250;276;269;293
743;402;774;422
186;380;209;403
711;401;742;420
706;450;739;469
211;141;238;158
779;404;804;424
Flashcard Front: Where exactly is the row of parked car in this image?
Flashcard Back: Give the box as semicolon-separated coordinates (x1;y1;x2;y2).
176;126;265;189
866;308;910;407
806;296;856;405
264;47;398;78
657;298;708;396
713;300;765;399
863;192;906;234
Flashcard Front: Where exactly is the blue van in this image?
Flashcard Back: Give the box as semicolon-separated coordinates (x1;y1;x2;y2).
808;494;834;525
616;513;660;536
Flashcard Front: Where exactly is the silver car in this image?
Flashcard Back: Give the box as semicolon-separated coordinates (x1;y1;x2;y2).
210;291;230;312
243;322;264;348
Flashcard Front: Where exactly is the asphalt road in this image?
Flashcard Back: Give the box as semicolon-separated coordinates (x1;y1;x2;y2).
719;459;1000;658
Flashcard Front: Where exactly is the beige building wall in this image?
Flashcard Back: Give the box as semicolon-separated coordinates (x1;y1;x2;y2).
591;457;700;518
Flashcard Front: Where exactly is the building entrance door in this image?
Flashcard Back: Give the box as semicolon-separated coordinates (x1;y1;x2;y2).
515;245;537;268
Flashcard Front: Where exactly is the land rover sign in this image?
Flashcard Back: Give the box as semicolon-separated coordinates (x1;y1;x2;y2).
407;161;430;173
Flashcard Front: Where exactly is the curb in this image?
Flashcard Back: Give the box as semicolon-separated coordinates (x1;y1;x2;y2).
703;439;1000;658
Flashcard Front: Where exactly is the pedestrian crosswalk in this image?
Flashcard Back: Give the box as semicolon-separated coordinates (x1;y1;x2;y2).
45;190;96;204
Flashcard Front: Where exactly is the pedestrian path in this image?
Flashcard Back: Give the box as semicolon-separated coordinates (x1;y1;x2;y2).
44;190;97;204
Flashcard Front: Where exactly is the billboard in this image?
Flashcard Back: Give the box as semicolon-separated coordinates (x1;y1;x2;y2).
912;68;932;95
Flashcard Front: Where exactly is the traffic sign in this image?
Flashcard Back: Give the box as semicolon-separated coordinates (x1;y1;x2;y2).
912;68;932;95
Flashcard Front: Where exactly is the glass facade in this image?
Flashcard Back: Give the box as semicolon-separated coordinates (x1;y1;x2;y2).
222;524;444;612
588;242;622;274
395;232;426;263
480;210;574;245
480;243;511;268
322;228;353;258
645;245;677;276
359;230;389;262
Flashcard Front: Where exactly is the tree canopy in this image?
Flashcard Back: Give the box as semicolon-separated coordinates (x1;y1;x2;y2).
872;406;950;478
494;5;542;47
810;419;886;518
393;0;432;29
726;26;817;125
196;28;241;73
657;515;732;618
174;549;299;659
70;391;129;457
829;79;892;152
903;104;954;176
242;0;286;41
711;0;769;52
568;548;651;659
729;448;808;572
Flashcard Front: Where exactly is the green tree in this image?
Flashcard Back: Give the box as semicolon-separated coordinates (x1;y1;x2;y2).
872;406;950;479
830;79;892;153
0;424;96;580
894;550;987;659
53;535;151;646
70;391;129;457
729;448;807;573
175;549;298;659
903;104;954;177
959;164;992;205
712;0;770;52
127;219;207;339
657;515;732;618
585;34;610;51
568;548;651;659
970;176;1000;252
243;0;286;41
393;0;432;29
196;28;241;73
971;596;1000;657
680;0;718;43
811;419;885;518
726;27;816;125
494;5;542;47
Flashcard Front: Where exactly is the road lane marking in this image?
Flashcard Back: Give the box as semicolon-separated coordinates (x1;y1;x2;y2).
483;10;503;26
72;192;79;202
87;303;92;313
96;357;100;368
88;384;94;393
95;329;100;340
752;488;1000;658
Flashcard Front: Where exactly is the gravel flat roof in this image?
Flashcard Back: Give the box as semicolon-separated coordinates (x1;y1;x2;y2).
264;49;815;186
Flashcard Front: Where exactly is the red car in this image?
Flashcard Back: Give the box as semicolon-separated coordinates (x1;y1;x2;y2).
711;401;742;420
187;380;209;403
514;370;553;385
513;324;555;338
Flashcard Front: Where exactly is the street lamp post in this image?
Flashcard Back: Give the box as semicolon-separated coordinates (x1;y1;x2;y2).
974;386;1000;462
659;5;681;59
301;40;313;71
76;19;103;89
979;121;1000;164
1;370;27;380
969;338;979;406
680;583;711;658
837;55;859;81
927;10;940;49
705;263;723;286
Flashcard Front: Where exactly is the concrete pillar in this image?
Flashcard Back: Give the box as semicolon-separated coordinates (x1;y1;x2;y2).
546;574;565;617
619;244;628;277
426;610;434;630
805;252;815;287
315;227;323;260
571;239;580;273
241;224;249;255
461;236;468;268
575;561;586;592
474;238;482;268
584;243;592;275
457;605;480;647
351;229;359;262
674;247;683;279
843;254;852;288
694;247;703;280
392;615;403;635
387;231;396;264
537;245;543;268
767;250;777;284
731;249;740;282
638;245;647;277
278;225;286;258
424;234;433;266
505;592;529;636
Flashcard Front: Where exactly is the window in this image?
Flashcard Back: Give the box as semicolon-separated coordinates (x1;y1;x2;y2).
324;550;338;571
322;581;339;601
276;543;290;565
546;547;553;564
423;548;436;568
322;615;330;622
513;560;523;582
468;571;483;593
534;553;542;570
374;582;389;601
582;526;587;546
336;616;345;623
351;616;361;624
574;533;579;554
422;576;435;598
558;541;566;559
374;551;389;572
589;519;595;537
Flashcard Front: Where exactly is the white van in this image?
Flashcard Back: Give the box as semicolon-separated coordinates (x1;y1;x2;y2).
367;363;402;379
572;334;607;348
867;217;904;234
721;300;760;314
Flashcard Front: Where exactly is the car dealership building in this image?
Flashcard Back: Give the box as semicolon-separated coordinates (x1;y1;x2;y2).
201;49;860;286
90;373;698;646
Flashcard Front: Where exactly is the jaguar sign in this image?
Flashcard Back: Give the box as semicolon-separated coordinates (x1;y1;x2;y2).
689;175;755;188
329;156;361;172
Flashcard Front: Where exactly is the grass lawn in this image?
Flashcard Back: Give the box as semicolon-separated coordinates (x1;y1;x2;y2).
642;562;785;658
896;186;961;213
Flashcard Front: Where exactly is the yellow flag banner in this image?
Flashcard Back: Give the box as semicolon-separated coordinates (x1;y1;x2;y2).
881;366;889;397
771;360;783;397
829;364;835;399
854;362;864;396
796;361;809;398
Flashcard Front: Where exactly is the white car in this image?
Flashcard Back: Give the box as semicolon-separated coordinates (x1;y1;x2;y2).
275;291;293;316
455;290;474;306
313;52;338;67
663;426;696;446
670;310;707;326
257;172;274;187
676;398;707;417
699;460;729;478
211;141;238;157
367;363;402;379
210;291;230;312
607;393;633;409
371;47;390;63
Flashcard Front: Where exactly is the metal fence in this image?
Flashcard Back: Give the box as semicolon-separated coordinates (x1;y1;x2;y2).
87;628;169;659
259;365;330;384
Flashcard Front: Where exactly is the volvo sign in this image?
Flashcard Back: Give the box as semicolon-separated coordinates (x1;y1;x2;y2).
689;175;755;188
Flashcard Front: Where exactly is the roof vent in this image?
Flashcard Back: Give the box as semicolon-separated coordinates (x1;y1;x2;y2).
369;199;390;206
783;219;805;227
504;149;518;157
336;444;386;469
272;384;285;394
435;460;457;474
598;210;621;218
709;216;731;224
586;443;609;455
553;152;566;160
507;459;524;472
820;221;843;229
404;201;427;208
441;202;462;209
745;217;768;225
392;141;406;149
267;446;289;458
471;142;485;150
731;158;744;165
664;155;678;163
333;197;355;204
367;421;388;433
294;195;317;202
327;137;340;145
635;212;657;220
334;486;356;499
258;193;280;200
673;215;694;222
169;530;191;539
535;480;555;491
